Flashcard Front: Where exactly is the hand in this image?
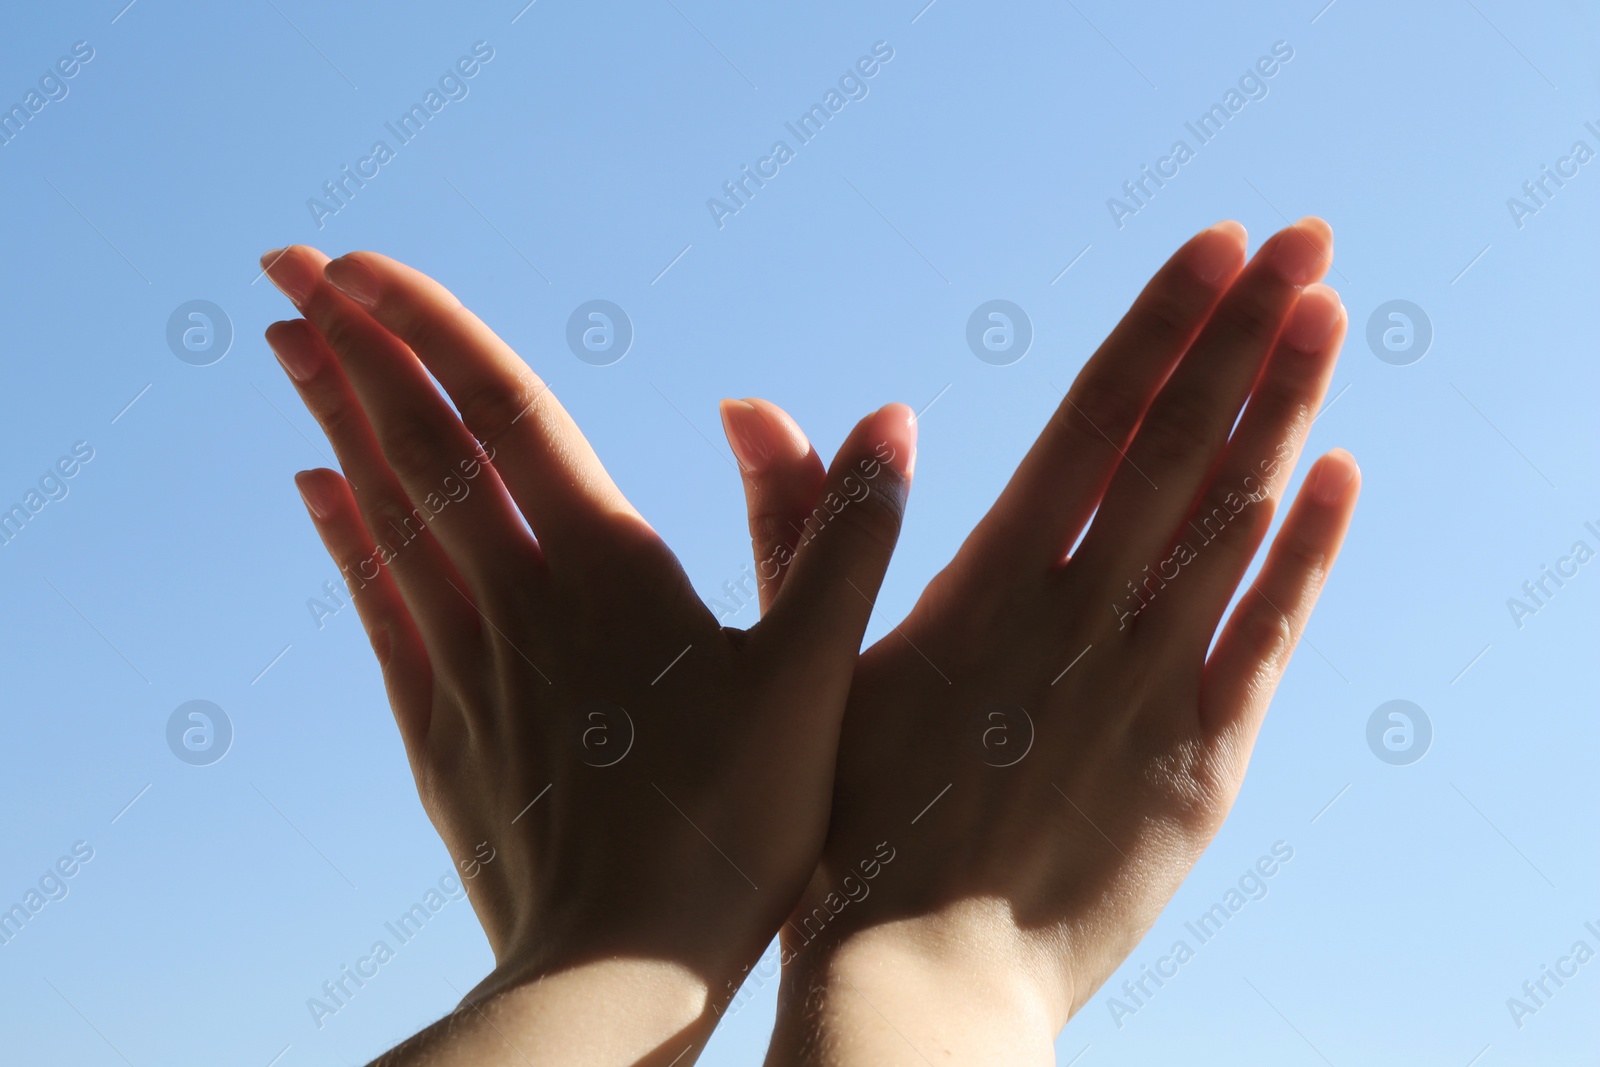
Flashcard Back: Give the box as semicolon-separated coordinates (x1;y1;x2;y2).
260;246;917;1065
724;219;1360;1064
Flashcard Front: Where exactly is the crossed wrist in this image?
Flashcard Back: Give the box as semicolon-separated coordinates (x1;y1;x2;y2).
772;904;1063;1065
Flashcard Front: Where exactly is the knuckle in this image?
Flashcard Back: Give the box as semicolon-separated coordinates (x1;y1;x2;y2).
748;510;800;560
1141;740;1232;833
393;305;454;360
486;575;542;627
746;512;802;592
379;413;445;481
363;616;397;669
335;545;377;581
310;391;365;444
1190;478;1273;547
833;468;908;554
368;493;428;549
410;753;445;815
455;371;540;441
1236;595;1297;669
1136;286;1198;346
1249;374;1316;433
611;527;669;579
315;310;367;362
1061;378;1140;446
575;520;677;606
1276;525;1331;586
1140;393;1217;466
1218;286;1282;341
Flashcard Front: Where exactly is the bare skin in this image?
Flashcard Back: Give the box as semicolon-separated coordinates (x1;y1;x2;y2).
259;215;1359;1065
719;219;1360;1065
261;246;917;1066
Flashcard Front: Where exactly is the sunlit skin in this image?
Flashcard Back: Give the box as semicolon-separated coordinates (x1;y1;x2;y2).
727;219;1361;1065
260;215;1359;1066
262;245;918;1066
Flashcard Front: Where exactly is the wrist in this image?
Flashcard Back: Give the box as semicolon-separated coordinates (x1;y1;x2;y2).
479;885;781;1010
769;902;1063;1066
451;954;714;1067
463;900;781;1060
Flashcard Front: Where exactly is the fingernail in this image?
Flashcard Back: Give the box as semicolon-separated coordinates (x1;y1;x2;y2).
1280;284;1344;352
261;248;318;306
295;471;334;520
324;257;380;308
867;402;918;480
720;399;775;474
266;323;320;382
1190;220;1247;283
1307;452;1356;505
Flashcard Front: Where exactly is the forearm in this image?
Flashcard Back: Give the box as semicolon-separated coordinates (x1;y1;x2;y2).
765;913;1060;1067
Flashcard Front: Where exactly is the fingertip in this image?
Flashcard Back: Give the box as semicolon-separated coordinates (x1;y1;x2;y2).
1189;220;1248;283
720;397;817;477
1295;215;1334;244
1306;448;1359;506
261;245;324;305
741;397;813;459
862;402;917;480
323;255;381;308
719;398;775;474
1326;447;1360;486
1300;281;1343;308
1279;283;1345;352
294;468;340;521
263;318;300;344
1211;218;1248;243
1270;217;1334;287
265;318;320;381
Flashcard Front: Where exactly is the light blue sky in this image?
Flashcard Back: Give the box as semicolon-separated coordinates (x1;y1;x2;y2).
0;1;1595;1064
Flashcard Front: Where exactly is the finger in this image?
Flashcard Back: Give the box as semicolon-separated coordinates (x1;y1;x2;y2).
1144;284;1347;647
319;249;639;564
755;403;916;663
262;247;537;598
266;318;483;664
962;220;1248;573
1199;449;1360;741
1071;218;1333;592
294;468;435;755
719;397;825;614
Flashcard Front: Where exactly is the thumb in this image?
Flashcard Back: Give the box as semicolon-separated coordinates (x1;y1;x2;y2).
752;402;917;657
719;397;826;613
